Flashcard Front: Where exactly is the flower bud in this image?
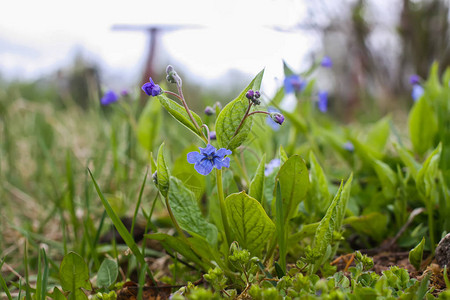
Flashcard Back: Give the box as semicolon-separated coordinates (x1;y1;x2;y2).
246;89;255;100
204;106;214;116
254;91;261;98
270;113;284;125
152;171;158;185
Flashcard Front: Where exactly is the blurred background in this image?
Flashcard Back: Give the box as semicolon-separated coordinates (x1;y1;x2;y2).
0;0;449;117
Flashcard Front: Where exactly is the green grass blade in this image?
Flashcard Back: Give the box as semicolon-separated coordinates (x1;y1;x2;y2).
0;259;13;300
88;168;155;283
131;168;149;235
275;181;286;274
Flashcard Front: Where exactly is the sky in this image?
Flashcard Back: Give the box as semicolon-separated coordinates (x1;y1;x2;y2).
0;0;326;96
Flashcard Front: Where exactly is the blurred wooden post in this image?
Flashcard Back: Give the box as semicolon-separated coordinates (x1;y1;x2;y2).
111;24;201;102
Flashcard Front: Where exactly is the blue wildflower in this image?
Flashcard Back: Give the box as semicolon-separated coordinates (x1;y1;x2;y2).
409;74;420;85
204;106;214;116
266;107;282;130
264;158;281;176
343;141;354;152
100;90;119;106
321;56;333;68
317;91;328;113
141;77;162;96
284;75;307;94
187;144;232;175
412;85;424;101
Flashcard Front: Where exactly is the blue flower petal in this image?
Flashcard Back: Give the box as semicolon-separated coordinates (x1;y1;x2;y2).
200;144;216;156
194;159;214;175
214;157;230;169
215;148;232;158
187;151;203;164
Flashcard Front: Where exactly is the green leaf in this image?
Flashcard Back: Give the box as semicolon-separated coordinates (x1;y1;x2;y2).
344;212;388;242
97;259;118;288
275;155;310;223
306;152;330;214
365;116;390;154
409;237;425;271
215;69;264;150
225;191;275;256
137;98;161;151
313;182;343;264
68;289;88;300
172;145;206;201
279;145;289;164
393;142;421;180
336;173;353;230
145;233;210;270
52;287;67;300
417;144;441;198
88;169;152;281
156;143;170;197
371;158;398;200
168;176;218;245
156;94;203;137
248;154;266;202
408;96;438;155
59;252;91;292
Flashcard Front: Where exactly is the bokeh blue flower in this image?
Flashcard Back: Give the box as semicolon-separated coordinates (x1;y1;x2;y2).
284;75;307;94
321;56;333;68
100;90;119;106
264;158;281;176
141;77;162;96
409;74;420;85
317;91;328;113
187;144;232;175
412;85;424;101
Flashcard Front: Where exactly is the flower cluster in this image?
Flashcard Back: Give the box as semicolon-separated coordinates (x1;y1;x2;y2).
246;89;261;105
187;144;232;176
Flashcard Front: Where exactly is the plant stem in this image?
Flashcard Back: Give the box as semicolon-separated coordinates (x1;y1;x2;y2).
216;169;231;247
233;153;250;187
232;100;253;138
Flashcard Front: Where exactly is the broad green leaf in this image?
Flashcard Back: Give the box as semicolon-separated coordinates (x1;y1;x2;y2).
156;94;203;137
371;158;398;200
393;142;421;180
344;212;388;242
145;233;210;270
408;96;438;155
215;69;264;150
279;145;288;164
137;98;161;151
306;152;330;214
68;289;88;300
172;145;206;201
365;116;390;154
409;237;425;271
313;182;343;264
52;287;66;300
225;191;275;256
59;252;91;292
156;143;170;197
417;144;441;198
276;155;310;222
97;259;118;288
168;176;218;245
249;154;266;202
